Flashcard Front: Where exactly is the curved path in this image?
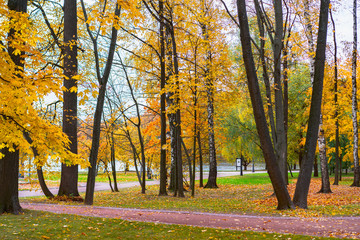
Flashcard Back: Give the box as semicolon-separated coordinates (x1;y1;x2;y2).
22;202;360;239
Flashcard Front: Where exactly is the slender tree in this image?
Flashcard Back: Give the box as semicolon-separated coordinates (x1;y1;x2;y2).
293;0;330;208
158;0;167;196
351;0;360;187
330;9;340;186
202;0;218;189
83;1;121;205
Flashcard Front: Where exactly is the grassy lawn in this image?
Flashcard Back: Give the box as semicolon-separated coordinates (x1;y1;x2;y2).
0;210;334;240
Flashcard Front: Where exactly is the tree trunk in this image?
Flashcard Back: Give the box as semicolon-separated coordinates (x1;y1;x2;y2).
172;31;184;197
254;0;277;150
198;132;204;188
165;24;176;192
201;4;217;189
273;0;287;186
283;33;290;185
181;138;192;190
318;127;332;193
37;168;55;198
191;50;198;196
158;0;167;196
237;0;294;210
110;131;118;192
59;0;79;198
204;85;218;188
313;155;319;177
84;3;121;205
0;0;28;214
293;0;330;209
330;9;341;186
168;115;176;191
351;0;360;187
23;131;54;198
85;85;107;205
304;0;327;185
0;148;22;214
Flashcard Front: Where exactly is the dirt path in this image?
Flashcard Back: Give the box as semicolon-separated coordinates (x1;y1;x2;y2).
21;202;360;239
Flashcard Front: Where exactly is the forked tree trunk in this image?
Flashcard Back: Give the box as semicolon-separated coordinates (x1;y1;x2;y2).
237;0;294;210
293;0;330;209
58;0;80;198
351;0;360;187
84;2;121;205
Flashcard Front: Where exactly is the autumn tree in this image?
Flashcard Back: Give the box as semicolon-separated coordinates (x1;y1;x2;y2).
351;0;360;187
81;0;122;205
293;0;330;208
0;0;86;214
236;0;293;210
0;0;28;215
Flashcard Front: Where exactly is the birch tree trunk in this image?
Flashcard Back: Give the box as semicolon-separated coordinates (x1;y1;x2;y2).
201;0;218;189
318;119;331;193
351;0;360;187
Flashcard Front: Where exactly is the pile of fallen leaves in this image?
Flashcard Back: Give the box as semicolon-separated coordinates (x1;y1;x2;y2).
253;177;360;217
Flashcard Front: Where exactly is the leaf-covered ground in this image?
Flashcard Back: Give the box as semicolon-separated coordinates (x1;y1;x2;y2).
24;173;360;218
1;210;332;240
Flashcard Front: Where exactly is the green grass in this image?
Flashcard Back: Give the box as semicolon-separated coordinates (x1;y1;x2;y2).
0;210;334;240
216;172;298;185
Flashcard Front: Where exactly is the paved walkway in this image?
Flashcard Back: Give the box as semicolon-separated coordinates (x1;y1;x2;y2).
20;170;359;238
19;171;247;197
21;202;360;239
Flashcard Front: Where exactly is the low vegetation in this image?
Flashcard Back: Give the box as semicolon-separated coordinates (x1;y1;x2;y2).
24;173;360;218
0;210;333;240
